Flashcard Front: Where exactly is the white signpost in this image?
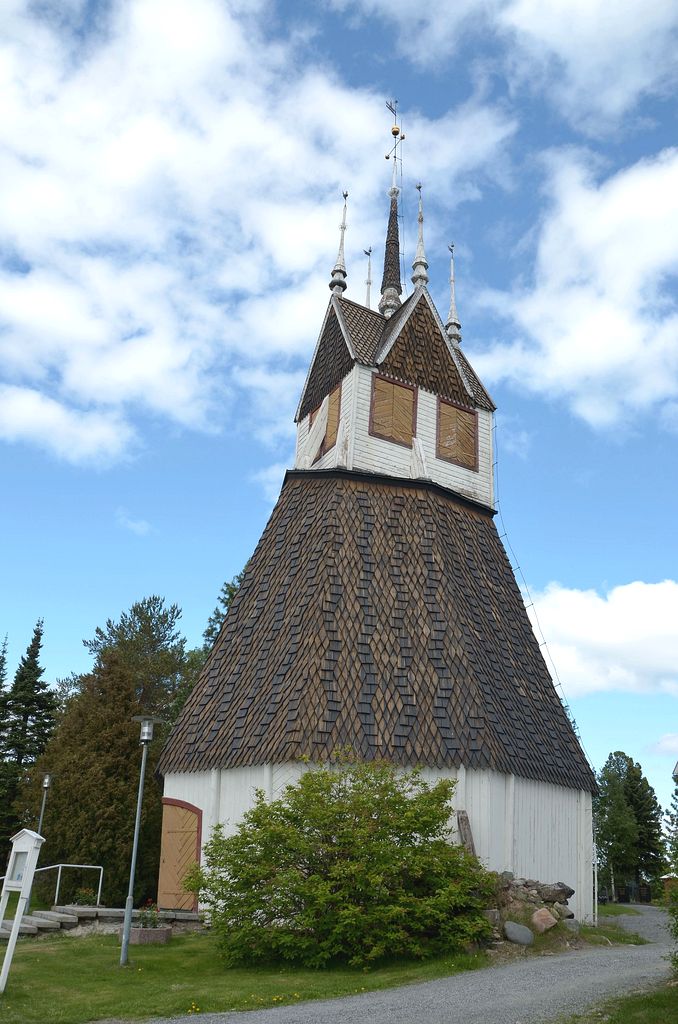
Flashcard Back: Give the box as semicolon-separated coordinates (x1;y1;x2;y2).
0;829;45;995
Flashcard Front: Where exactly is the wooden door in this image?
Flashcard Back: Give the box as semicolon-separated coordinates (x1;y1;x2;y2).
157;799;202;911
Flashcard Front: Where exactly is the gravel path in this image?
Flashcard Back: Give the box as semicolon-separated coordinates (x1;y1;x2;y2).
101;905;672;1024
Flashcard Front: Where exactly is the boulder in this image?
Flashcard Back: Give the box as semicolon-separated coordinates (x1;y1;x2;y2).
483;908;501;927
553;902;574;919
537;882;575;903
562;918;580;934
531;908;558;933
504;920;534;946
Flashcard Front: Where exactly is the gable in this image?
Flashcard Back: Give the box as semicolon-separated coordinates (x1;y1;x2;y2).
378;294;474;408
297;306;354;422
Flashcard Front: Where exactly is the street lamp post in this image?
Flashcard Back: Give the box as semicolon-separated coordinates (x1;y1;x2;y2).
36;773;52;836
119;715;163;967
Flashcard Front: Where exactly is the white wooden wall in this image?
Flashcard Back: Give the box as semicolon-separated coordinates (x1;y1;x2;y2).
295;365;494;508
164;763;593;922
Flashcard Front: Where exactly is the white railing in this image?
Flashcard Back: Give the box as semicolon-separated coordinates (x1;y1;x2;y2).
0;863;104;907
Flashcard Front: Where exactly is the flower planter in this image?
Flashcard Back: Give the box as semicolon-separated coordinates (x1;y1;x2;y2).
121;926;172;945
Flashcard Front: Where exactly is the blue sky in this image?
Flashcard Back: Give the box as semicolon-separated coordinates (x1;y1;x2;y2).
1;0;677;809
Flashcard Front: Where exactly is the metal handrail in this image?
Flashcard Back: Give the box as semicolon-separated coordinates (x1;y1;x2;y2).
0;863;104;907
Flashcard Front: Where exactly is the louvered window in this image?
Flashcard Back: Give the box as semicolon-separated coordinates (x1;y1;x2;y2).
310;383;341;460
437;398;477;470
370;375;415;447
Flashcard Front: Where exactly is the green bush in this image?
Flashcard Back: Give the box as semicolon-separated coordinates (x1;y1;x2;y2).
667;885;678;974
186;760;495;968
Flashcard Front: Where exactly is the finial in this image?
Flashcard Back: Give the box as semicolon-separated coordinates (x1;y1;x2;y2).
445;242;462;343
380;101;404;318
364;247;373;308
411;183;429;287
329;190;349;296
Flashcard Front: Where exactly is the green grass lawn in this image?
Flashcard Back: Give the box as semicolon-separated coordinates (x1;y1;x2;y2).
559;984;678;1023
0;931;487;1024
597;903;641;917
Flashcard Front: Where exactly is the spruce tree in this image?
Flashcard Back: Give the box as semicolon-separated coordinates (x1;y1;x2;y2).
0;633;8;744
0;622;56;858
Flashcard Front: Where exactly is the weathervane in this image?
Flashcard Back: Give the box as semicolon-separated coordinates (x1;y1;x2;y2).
385;99;405;195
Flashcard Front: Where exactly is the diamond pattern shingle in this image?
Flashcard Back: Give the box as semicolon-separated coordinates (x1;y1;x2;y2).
159;470;596;793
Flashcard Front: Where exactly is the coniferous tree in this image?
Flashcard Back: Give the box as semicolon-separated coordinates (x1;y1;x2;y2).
202;569;246;651
594;750;665;896
5;621;55;771
0;633;8;743
22;598;186;903
26;649;164;904
0;622;55;858
83;596;185;716
665;783;678;875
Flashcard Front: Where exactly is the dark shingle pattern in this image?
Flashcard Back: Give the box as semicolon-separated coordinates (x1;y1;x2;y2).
298;308;354;421
159;471;596;794
380;296;475;408
338;298;385;363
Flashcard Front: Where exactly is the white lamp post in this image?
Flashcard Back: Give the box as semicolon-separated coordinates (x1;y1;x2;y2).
119;715;163;967
37;773;52;836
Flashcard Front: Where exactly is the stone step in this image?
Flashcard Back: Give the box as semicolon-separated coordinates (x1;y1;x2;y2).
21;914;61;930
33;910;79;927
0;920;38;935
53;905;97;919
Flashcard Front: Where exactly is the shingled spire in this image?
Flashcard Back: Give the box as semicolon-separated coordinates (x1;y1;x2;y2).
379;113;404;318
411;183;429;287
445;242;462;343
329;191;349;296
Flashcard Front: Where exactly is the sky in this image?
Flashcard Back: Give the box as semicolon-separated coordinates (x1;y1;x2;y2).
1;0;677;811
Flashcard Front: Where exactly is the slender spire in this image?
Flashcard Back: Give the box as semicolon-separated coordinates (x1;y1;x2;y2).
379;102;404;318
329;191;349;296
364;247;373;308
411;183;429;287
445;242;462;343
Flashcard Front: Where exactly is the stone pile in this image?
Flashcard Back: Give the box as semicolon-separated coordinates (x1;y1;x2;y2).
491;872;579;946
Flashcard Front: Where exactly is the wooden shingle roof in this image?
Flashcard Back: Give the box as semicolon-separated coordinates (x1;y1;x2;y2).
159;470;596;793
296;289;494;422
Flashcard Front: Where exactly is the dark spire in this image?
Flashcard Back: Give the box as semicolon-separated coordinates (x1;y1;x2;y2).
379;185;402;317
379;103;404;318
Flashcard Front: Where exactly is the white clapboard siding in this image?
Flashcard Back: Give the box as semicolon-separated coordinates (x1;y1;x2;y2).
164;763;593;922
294;369;356;472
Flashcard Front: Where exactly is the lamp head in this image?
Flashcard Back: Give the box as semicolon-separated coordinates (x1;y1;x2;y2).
132;714;164;744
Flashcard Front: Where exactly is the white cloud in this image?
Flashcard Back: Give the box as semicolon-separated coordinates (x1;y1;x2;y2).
333;0;678;126
652;734;678;756
0;384;133;463
474;148;678;426
525;579;678;699
116;507;151;536
251;461;290;505
0;0;515;466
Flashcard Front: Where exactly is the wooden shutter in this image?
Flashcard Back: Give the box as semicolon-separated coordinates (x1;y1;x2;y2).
325;385;340;450
310;384;341;461
437;399;477;469
371;376;414;447
157;800;201;911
